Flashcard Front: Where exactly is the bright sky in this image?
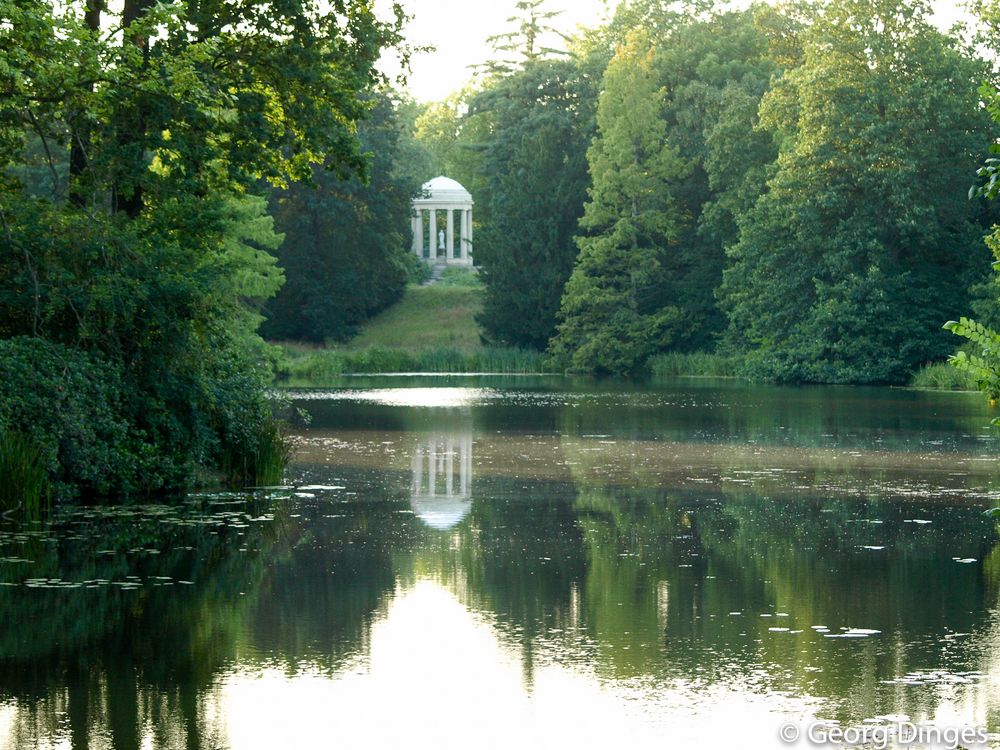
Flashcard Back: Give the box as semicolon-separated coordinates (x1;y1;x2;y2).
377;0;606;101
379;1;972;103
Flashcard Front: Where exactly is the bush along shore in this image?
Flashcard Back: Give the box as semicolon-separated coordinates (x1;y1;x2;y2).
0;336;290;510
0;1;405;510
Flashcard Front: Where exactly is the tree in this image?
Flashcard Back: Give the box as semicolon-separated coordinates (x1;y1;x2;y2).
484;0;570;74
262;95;419;343
413;87;491;223
719;0;995;383
649;4;790;351
548;30;688;374
943;0;1000;431
0;0;406;496
471;59;597;349
543;3;789;364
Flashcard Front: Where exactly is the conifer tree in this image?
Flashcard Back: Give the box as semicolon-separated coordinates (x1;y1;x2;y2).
549;30;688;374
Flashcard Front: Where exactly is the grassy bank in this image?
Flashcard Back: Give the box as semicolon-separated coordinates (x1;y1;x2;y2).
281;345;547;379
277;272;550;378
348;280;484;352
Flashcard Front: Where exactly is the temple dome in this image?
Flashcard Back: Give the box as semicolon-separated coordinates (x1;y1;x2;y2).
416;176;473;204
410;495;472;530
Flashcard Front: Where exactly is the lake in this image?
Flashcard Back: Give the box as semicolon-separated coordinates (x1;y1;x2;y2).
2;376;999;749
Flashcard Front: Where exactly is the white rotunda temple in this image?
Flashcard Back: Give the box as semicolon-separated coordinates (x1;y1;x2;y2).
411;176;474;266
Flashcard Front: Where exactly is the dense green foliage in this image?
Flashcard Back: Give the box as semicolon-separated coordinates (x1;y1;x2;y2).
720;0;994;383
472;60;596;349
262;96;428;343
945;6;1000;407
0;0;404;500
547;6;795;370
943;318;1000;402
650;7;789;350
419;0;1000;381
549;31;686;374
556;5;791;357
0;338;136;496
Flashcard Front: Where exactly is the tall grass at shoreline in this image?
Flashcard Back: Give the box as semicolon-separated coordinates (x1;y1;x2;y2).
0;431;50;516
280;345;548;380
278;345;980;391
647;352;740;377
649;354;979;389
909;362;975;390
220;420;292;488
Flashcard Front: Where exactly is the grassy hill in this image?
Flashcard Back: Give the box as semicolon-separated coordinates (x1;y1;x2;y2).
349;279;484;352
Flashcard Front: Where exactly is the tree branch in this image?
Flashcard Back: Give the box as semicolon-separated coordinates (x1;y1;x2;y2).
23;108;63;202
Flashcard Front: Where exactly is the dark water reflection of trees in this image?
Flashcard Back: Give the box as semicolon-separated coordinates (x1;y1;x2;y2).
3;380;1000;747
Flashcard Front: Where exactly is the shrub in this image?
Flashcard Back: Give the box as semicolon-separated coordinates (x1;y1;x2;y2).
0;337;143;498
944;318;1000;400
402;253;433;285
0;335;290;500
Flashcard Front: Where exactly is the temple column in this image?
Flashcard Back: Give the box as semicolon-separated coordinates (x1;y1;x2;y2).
412;212;422;256
428;440;436;496
429;209;437;258
463;435;472;494
445;438;454;496
411;445;423;493
464;210;473;264
446;208;455;260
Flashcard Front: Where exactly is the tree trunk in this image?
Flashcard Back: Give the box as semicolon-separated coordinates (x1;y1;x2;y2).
69;0;103;208
113;0;154;218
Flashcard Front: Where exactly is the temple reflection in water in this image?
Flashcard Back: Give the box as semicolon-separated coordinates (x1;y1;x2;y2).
410;433;473;530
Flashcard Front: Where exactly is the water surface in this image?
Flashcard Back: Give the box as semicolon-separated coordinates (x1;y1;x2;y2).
2;377;1000;749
